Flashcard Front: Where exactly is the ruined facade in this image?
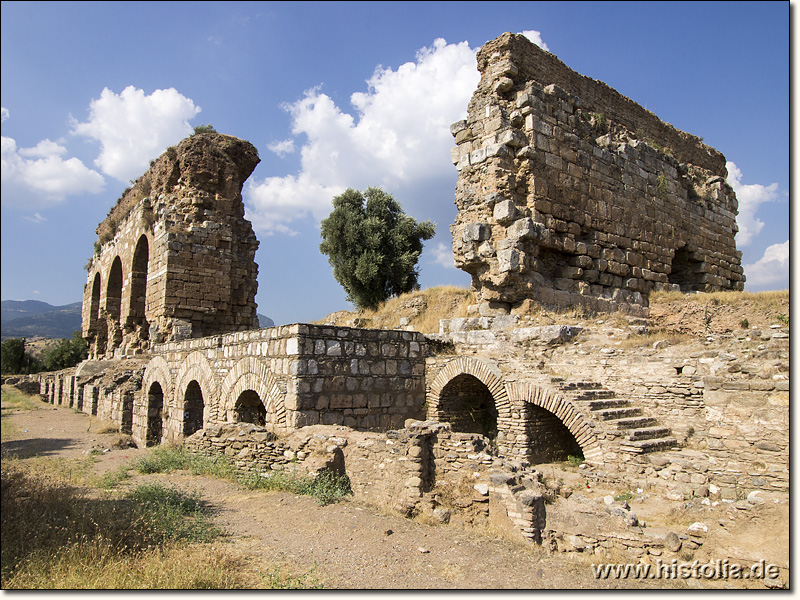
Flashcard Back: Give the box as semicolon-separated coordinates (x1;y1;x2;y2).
82;133;261;359
450;33;744;316
23;35;782;553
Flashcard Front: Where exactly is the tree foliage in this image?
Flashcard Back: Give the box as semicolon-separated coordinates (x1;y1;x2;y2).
0;332;88;375
192;124;217;135
319;188;436;310
41;332;89;372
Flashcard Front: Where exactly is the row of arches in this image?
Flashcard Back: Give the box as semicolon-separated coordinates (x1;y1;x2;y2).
138;353;287;447
426;357;602;464
87;234;150;356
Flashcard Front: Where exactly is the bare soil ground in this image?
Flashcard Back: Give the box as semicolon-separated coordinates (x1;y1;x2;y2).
2;398;788;589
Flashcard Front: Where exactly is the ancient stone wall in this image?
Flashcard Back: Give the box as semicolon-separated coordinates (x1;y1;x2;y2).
82;133;261;359
450;33;744;316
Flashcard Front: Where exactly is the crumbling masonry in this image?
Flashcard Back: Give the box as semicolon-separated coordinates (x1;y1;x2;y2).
450;33;744;317
24;34;785;551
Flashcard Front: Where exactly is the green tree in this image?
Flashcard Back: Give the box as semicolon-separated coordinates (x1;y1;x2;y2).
319;187;436;310
41;331;89;372
192;124;217;135
0;338;39;375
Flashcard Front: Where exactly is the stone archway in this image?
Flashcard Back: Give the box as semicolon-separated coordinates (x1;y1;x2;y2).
146;382;165;446
427;356;513;452
173;352;218;435
505;382;604;465
220;356;286;429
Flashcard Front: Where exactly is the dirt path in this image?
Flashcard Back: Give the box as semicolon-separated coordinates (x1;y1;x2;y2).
2;399;666;590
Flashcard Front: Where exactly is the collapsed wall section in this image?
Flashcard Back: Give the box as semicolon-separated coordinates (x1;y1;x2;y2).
450;33;744;316
82;133;261;359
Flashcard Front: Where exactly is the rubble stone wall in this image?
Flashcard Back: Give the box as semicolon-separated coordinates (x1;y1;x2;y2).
450;33;743;316
82;133;261;360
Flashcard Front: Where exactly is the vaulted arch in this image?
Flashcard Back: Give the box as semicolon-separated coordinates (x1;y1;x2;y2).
220;356;287;428
426;356;511;423
174;351;218;429
505;382;604;465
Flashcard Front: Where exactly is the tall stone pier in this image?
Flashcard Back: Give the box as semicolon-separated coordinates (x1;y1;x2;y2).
82;133;261;358
450;33;744;316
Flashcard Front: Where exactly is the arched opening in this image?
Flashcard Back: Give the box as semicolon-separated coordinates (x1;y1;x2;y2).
183;380;205;436
524;404;583;463
234;390;266;426
89;273;101;333
669;246;703;292
106;257;123;322
146;382;164;446
127;236;149;333
439;374;498;439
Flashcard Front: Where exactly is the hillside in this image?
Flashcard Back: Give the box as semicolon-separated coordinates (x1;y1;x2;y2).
1;299;275;341
1;301;82;340
318;286;790;338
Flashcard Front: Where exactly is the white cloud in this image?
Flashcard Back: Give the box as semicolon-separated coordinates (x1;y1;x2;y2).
267;138;295;157
727;161;780;247
1;133;105;208
71;86;200;182
431;242;456;269
1;107;9;123
23;212;46;224
743;240;789;290
245;38;479;235
521;30;550;51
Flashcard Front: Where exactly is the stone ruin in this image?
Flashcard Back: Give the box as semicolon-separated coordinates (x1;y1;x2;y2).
18;34;784;563
82;133;261;359
449;33;744;317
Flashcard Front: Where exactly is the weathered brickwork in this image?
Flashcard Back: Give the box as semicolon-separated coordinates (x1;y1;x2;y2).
82;133;261;359
450;33;744;316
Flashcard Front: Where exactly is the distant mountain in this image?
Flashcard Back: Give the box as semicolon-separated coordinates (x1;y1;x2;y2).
1;300;83;340
1;300;275;339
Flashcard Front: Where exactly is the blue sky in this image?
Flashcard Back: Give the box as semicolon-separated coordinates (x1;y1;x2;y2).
1;1;790;325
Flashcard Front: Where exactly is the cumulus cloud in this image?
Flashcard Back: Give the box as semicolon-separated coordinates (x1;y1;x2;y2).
71;86;200;182
727;161;780;247
521;30;550;51
1;107;8;123
743;240;789;290
430;242;456;269
267;138;295;157
1;128;105;208
245;38;479;235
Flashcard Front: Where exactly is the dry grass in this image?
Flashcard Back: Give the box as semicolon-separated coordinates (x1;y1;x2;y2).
651;289;789;310
318;286;476;333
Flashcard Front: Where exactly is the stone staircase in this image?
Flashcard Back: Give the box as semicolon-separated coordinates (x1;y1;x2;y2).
555;380;677;454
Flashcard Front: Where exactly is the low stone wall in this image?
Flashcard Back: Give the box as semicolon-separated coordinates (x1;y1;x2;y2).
186;419;548;544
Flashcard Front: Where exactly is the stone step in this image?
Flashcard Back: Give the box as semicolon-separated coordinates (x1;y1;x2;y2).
584;398;629;411
626;426;672;441
613;416;658;429
574;389;617;401
619;437;678;454
558;381;604;391
594;407;643;421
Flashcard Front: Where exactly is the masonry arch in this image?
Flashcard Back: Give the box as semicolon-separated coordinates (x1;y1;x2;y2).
106;256;123;323
127;235;150;331
89;273;101;335
427;357;512;441
221;356;287;428
141;356;171;446
174;352;218;434
505;382;603;465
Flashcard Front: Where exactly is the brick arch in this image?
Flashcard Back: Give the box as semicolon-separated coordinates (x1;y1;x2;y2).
427;356;511;423
505;382;604;465
174;351;218;422
220;356;287;428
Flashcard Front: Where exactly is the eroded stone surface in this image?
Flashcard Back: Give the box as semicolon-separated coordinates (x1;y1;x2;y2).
450;33;744;316
82;133;261;359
